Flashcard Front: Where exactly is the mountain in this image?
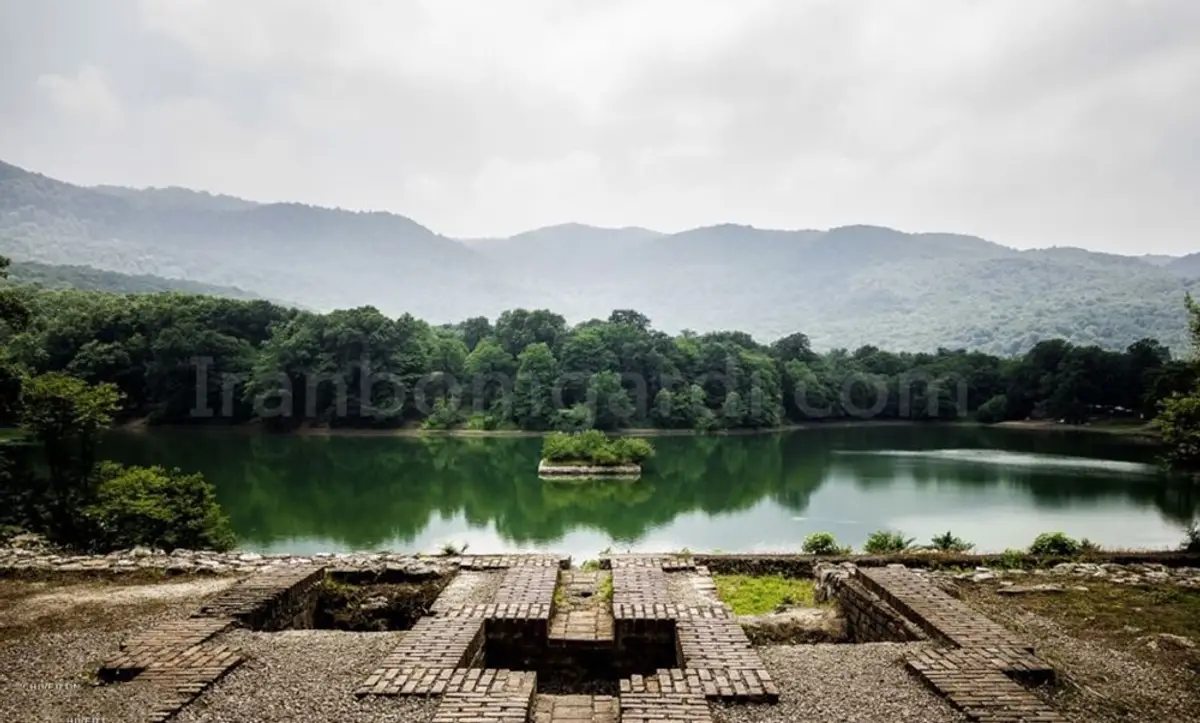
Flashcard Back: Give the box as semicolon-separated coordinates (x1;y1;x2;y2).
1;159;1196;356
1168;253;1200;279
0;160;532;321
1139;253;1179;267
4;259;267;299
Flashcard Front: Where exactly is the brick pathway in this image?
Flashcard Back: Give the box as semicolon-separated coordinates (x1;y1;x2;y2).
548;571;614;643
533;694;618;723
858;566;1066;722
95;564;331;721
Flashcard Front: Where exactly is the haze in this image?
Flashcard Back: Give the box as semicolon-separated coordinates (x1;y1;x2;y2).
2;0;1199;254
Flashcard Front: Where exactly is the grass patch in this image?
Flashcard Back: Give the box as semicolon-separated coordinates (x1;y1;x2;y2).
713;574;816;616
598;574;613;603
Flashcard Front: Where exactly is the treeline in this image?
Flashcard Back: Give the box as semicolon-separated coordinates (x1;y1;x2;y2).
2;283;1196;433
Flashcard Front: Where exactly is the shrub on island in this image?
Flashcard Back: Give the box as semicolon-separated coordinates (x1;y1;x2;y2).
540;430;654;470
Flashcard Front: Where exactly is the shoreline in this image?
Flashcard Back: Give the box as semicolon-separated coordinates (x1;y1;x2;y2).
113;418;983;439
993;419;1161;441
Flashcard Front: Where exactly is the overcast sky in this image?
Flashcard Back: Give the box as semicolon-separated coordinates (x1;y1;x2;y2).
1;0;1197;254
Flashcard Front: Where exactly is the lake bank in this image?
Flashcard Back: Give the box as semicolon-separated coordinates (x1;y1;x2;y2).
994;419;1161;441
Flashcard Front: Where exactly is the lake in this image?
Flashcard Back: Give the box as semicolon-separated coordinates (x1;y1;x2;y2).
101;425;1199;558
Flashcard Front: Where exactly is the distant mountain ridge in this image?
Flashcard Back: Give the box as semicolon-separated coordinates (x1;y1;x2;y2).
1;159;1196;355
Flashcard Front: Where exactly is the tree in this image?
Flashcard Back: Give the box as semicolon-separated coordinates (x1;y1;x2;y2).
494;309;567;357
19;373;122;539
460;316;493;352
513;343;560;430
1153;294;1200;468
588;370;634;430
86;462;236;552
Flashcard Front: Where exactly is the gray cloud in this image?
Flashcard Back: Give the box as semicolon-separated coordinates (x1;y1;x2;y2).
0;0;1197;253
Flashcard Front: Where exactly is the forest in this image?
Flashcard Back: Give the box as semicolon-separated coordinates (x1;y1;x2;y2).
1;276;1196;434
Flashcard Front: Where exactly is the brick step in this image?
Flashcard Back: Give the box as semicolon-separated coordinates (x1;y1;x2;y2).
549;571;614;645
192;565;325;631
534;694;618;723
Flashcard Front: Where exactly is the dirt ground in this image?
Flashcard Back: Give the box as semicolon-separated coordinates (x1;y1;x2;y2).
957;578;1200;723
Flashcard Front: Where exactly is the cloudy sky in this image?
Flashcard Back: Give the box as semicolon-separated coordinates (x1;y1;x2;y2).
1;0;1197;253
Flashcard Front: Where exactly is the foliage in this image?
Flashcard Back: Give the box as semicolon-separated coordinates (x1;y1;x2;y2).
598;574;613;602
1079;538;1102;553
929;531;975;553
18;373;122;539
1182;523;1200;553
975;394;1009;424
540;431;654;466
421;398;463;430
863;530;915;554
801;531;850;555
85;462;236;552
999;548;1028;569
713;574;816;615
1028;532;1082;556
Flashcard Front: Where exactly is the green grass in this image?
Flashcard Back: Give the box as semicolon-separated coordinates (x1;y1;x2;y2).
598;574;613;603
713;574;817;616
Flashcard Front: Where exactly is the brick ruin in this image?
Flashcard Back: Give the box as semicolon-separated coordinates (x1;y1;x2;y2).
92;555;1069;722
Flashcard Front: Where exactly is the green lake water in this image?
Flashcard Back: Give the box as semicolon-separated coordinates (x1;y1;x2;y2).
101;425;1199;558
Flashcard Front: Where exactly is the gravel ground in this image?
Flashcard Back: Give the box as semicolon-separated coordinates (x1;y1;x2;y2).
966;593;1199;723
0;578;236;723
710;643;967;723
175;629;438;723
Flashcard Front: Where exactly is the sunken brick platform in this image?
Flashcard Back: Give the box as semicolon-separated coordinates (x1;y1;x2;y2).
85;553;1072;722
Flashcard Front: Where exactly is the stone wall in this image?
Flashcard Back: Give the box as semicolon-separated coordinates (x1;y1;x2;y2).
814;563;924;643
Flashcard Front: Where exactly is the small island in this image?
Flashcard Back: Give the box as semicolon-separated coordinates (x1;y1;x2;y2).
538;430;655;480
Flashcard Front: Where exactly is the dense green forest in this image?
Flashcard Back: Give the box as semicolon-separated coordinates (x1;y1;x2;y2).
4;159;1200;355
1;277;1196;433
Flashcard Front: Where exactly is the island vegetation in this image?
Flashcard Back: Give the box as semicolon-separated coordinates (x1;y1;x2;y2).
541;431;655;467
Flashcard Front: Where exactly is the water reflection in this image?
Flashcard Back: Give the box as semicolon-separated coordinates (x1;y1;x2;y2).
101;425;1199;554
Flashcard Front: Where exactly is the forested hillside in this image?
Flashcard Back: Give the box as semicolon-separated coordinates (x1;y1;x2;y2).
5;260;266;299
2;279;1193;432
2;159;1196;355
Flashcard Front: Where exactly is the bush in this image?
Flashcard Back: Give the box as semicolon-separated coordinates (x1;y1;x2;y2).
421;399;463;430
1183;523;1200;553
802;532;849;555
84;462;235;552
863;530;915;554
1079;538;1102;553
540;431;654;466
975;394;1010;424
929;530;974;553
1028;532;1081;556
999;548;1027;569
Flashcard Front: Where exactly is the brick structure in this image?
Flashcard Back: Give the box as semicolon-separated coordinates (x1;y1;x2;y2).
619;691;713;723
814;565;925;642
192;565;325;630
534;694;618;723
459;555;569;570
429;670;537;723
96;565;345;722
853;566;1065;722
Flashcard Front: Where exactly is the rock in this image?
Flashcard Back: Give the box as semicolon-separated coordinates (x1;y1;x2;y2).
360;595;390;613
971;572;997;583
739;607;846;645
1146;633;1196;651
996;583;1065;595
129;546;154;558
238;552;263;562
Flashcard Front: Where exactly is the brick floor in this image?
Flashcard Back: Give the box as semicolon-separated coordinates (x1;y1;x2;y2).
549;572;614;643
858;566;1066;722
534;694;618;723
460;555;569;570
494;566;560;606
430;670;537;723
619;691;713;723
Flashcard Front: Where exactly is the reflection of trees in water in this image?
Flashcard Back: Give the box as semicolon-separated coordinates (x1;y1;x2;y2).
100;427;1200;548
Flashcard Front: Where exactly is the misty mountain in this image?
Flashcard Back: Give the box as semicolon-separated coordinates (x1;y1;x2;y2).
1;159;1196;356
0;160;531;321
1168;253;1200;279
4;259;267;300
